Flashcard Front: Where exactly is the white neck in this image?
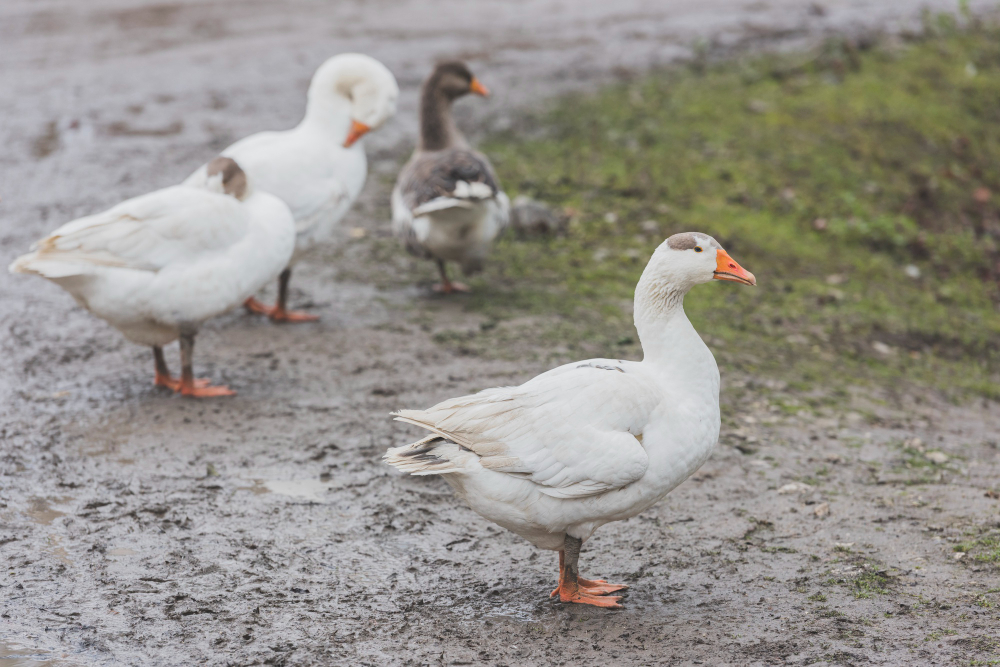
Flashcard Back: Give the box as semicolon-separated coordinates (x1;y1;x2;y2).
299;87;353;142
627;253;723;498
633;272;721;489
633;273;713;380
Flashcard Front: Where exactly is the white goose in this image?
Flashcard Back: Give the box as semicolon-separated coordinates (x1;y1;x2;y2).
392;61;508;293
186;53;399;321
10;158;295;397
385;233;756;607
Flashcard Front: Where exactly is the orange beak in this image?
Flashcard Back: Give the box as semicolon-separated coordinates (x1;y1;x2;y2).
343;120;371;148
469;77;490;97
713;249;756;286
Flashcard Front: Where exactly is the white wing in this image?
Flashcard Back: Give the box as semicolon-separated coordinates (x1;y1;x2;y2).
394;363;660;499
11;186;246;278
488;190;510;237
390;182;430;259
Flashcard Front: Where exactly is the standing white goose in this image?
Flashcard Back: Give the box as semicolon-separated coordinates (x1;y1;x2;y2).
392;61;509;293
384;233;756;607
186;53;399;321
10;158;295;397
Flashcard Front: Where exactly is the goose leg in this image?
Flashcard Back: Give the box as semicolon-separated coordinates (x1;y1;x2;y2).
244;269;319;322
432;259;470;294
153;345;209;391
272;268;320;322
550;535;626;608
153;345;179;390
549;550;626;597
178;332;235;398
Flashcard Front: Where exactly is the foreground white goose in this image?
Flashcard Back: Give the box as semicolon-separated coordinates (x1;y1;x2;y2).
385;232;755;607
186;53;398;321
392;61;508;293
10;158;295;397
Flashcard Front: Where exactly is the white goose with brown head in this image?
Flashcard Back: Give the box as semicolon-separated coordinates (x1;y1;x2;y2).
384;233;755;606
10;158;295;397
186;53;398;321
391;61;509;293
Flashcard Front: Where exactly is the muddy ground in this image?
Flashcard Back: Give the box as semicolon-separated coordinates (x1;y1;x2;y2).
2;1;1000;665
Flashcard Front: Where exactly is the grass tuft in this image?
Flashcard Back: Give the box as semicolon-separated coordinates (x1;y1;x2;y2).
955;529;1000;566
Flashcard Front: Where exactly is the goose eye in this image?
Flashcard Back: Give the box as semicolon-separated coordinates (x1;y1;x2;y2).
694;246;703;253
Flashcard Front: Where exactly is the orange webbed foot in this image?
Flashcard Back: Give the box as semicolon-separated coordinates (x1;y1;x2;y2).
180;383;236;398
155;373;210;392
579;578;629;596
568;591;623;608
244;297;319;322
551;578;628;599
432;281;471;294
244;296;273;315
553;582;623;608
267;307;319;323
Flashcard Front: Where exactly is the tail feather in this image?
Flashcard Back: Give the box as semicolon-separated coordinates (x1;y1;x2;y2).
9;253;95;278
9;253;39;275
383;435;466;476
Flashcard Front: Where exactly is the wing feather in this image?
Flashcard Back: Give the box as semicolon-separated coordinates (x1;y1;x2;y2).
12;186;247;277
398;148;501;210
394;364;659;498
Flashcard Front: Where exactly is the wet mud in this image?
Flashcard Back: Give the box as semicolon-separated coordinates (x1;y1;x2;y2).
2;1;999;665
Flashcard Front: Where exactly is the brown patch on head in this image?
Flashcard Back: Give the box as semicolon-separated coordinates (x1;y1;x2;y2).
206;157;247;200
666;232;699;250
666;232;721;251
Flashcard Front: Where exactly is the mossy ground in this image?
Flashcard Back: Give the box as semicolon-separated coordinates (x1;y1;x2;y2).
955;529;1000;565
374;18;1000;402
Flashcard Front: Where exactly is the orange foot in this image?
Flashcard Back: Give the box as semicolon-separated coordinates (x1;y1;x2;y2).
551;577;628;599
432;281;471;294
244;297;319;322
155;373;210;392
180;382;236;398
553;581;624;608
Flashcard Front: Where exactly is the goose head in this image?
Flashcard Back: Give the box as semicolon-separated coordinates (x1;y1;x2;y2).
418;61;489;151
307;53;399;147
425;61;490;101
637;232;755;312
671;231;754;285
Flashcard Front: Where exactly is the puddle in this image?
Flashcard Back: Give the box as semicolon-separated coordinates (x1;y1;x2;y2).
259;479;332;502
0;640;76;666
247;480;269;496
20;498;75;566
72;413;135;458
106;548;137;557
46;535;73;566
480;600;545;624
25;497;72;525
240;477;333;502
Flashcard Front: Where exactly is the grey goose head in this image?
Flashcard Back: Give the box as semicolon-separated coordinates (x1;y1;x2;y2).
425;61;490;101
419;61;490;152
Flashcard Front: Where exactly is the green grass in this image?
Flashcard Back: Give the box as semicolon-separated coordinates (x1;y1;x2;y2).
440;20;1000;399
851;566;893;599
955;529;1000;565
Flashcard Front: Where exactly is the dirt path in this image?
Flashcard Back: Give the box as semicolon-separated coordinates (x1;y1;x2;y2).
2;1;999;665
